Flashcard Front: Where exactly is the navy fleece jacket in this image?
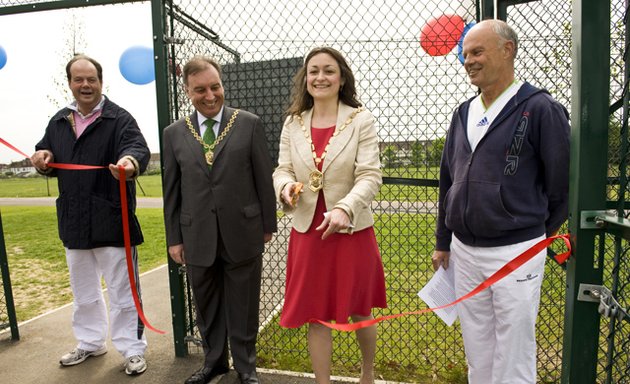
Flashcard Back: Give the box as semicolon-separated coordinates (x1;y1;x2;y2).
435;82;570;250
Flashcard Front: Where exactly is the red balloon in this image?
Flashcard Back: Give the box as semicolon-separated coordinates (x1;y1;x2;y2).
420;14;465;56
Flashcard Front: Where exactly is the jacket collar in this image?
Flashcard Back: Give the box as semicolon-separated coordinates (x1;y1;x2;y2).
211;106;235;162
54;95;116;122
458;82;546;123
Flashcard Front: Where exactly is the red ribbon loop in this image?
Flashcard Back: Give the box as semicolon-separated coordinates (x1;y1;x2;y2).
311;234;571;331
116;166;165;334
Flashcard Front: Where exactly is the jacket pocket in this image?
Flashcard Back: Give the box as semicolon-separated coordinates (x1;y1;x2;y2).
466;181;516;238
444;181;465;233
55;194;68;242
242;203;261;218
90;195;123;243
180;213;192;226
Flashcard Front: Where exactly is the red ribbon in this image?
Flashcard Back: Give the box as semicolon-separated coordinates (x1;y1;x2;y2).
116;166;165;334
311;233;571;331
0;137;30;158
1;138;165;334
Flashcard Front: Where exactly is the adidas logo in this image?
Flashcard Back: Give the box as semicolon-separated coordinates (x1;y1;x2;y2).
476;117;488;127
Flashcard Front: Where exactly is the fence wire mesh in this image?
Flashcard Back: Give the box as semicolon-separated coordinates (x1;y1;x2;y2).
600;0;630;383
161;0;572;382
0;271;10;336
505;2;573;382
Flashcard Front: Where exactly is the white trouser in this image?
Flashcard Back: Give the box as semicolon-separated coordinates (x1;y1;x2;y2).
65;247;147;358
452;234;546;384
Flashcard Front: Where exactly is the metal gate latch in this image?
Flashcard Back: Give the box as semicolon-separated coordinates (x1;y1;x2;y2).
577;284;629;322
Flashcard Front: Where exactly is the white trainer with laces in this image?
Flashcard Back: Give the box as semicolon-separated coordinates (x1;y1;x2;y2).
59;345;108;366
125;354;147;375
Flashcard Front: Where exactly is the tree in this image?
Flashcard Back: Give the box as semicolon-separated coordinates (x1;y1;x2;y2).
381;144;399;168
427;137;445;166
46;10;87;111
409;141;425;167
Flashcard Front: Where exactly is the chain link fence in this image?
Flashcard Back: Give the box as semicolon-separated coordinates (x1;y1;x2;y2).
599;0;630;382
505;2;572;382
162;1;478;382
160;0;575;382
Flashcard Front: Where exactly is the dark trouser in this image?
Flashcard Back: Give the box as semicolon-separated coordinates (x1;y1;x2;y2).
186;247;262;374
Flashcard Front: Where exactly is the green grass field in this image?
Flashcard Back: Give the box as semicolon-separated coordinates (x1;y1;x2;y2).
0;172;440;202
0;174;164;198
1;206;166;321
0;175;567;383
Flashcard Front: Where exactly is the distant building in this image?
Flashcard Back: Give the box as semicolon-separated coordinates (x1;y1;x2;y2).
148;153;161;172
8;158;35;176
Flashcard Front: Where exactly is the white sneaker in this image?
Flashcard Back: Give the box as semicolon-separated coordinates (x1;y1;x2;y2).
125;354;147;375
59;345;108;366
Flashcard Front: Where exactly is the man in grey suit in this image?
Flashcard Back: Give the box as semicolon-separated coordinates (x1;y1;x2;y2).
162;56;277;384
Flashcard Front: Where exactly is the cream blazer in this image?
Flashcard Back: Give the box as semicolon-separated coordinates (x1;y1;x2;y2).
273;102;382;233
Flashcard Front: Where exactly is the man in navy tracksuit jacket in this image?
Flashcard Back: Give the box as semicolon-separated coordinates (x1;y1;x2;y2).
432;20;570;384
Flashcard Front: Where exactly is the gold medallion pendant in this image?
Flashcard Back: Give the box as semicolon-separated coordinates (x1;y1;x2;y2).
297;107;363;194
185;110;240;168
308;170;324;192
205;151;214;165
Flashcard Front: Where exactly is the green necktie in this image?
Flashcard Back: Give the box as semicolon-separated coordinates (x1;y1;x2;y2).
202;119;216;145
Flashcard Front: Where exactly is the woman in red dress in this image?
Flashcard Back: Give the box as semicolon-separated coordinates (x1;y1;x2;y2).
273;47;387;384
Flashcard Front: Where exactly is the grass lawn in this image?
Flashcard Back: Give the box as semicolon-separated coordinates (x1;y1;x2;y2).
0;173;437;202
1;206;166;321
0;174;164;198
0;175;568;383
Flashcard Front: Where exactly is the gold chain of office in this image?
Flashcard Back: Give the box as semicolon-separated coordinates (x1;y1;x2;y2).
186;109;240;165
297;107;364;192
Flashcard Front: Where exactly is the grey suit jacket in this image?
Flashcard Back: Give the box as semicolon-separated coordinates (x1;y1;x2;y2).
162;106;277;267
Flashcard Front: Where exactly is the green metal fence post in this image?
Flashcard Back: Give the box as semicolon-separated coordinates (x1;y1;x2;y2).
150;0;188;357
0;211;19;341
562;1;611;383
480;0;494;19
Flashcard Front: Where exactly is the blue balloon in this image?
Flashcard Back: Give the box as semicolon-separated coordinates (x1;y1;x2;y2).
457;22;476;65
0;45;7;70
119;46;155;85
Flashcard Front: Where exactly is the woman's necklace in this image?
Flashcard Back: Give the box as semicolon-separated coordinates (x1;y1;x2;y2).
296;107;363;192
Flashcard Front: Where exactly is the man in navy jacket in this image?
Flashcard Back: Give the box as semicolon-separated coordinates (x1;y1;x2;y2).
31;54;150;376
432;20;570;384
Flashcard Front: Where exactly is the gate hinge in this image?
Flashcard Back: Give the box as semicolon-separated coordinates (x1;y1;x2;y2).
164;36;185;45
580;210;630;240
578;284;629;322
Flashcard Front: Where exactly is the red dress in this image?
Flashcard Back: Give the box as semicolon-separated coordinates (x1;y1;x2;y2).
279;125;387;328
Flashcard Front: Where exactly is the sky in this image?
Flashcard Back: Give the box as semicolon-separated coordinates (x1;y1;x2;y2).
0;2;158;164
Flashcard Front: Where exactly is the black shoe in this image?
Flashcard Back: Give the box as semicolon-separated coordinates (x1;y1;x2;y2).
238;370;260;384
184;365;229;384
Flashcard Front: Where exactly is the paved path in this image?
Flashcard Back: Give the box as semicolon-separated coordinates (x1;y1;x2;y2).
0;265;403;384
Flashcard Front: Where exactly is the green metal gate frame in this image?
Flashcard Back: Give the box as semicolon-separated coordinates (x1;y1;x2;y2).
562;1;610;382
0;212;19;341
